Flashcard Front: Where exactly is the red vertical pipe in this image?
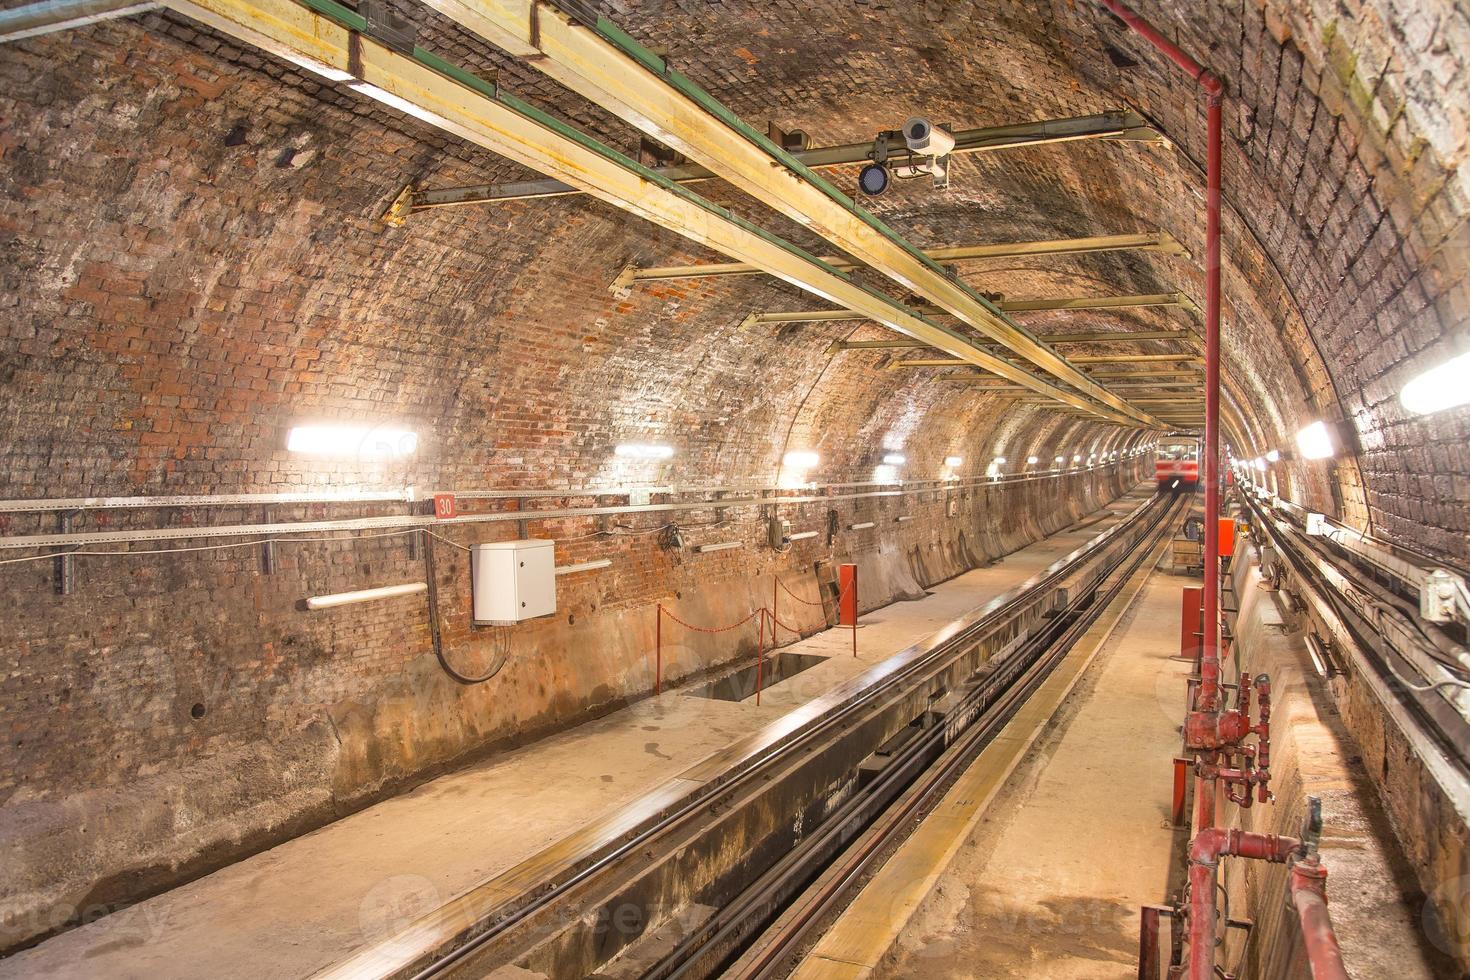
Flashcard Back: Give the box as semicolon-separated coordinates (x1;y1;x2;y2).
756;608;766;706
1290;862;1350;980
1095;0;1225;713
1200;94;1223;712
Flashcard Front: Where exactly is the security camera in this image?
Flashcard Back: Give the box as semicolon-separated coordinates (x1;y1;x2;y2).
903;117;956;156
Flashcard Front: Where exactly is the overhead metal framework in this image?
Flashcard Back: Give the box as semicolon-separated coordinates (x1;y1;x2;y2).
613;231;1188;287
413;0;1157;426
385;110;1165;218
158;0;1156;425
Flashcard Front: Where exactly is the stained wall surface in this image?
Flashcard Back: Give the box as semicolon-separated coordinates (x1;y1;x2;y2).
0;0;1465;953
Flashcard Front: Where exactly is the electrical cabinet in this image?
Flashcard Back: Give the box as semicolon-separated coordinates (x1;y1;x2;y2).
471;539;556;624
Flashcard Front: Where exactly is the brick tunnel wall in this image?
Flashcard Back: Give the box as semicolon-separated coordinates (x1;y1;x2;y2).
0;0;1465;954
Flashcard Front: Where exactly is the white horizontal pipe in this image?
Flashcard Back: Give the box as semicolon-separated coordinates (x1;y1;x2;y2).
697;541;743;553
555;558;612;575
0;0;158;42
305;582;427;610
788;530;821;541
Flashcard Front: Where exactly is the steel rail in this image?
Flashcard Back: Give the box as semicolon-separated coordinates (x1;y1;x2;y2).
659;496;1187;979
314;490;1168;979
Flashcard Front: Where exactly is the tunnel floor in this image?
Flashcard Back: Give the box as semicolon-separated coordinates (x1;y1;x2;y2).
0;492;1154;980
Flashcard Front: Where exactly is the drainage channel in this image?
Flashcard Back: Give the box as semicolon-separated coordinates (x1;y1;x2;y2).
315;490;1179;980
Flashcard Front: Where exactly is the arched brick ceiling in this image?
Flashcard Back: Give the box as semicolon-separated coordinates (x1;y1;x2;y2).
0;0;1464;562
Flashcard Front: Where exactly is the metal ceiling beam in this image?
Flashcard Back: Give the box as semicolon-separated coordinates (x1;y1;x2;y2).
615;231;1188;286
391;110;1165;215
422;1;1157;427
1069;353;1203;364
164;0;1148;426
743;292;1199;330
823;328;1195;354
0;0;157;41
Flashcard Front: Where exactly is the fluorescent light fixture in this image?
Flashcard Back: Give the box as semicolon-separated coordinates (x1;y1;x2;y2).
788;530;821;541
287;424;418;458
783;450;820;469
305;582;427;610
1265;449;1281;463
849;521;876;530
895;515;914;522
555;559;613;575
1401;351;1470;415
697;541;744;553
614;443;674;459
944;455;964;467
1027;456;1039;465
882;453;906;466
1295;421;1336;460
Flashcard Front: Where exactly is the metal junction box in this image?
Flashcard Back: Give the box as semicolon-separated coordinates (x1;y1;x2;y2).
471;539;556;625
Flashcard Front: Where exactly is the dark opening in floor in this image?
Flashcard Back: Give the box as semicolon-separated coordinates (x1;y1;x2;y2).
690;652;828;702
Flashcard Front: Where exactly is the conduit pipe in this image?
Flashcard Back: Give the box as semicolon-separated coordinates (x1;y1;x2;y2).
1097;0;1225;711
0;0;157;42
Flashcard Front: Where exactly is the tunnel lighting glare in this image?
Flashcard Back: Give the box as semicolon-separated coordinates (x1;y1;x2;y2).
1072;454;1082;463
1253;457;1267;471
1265;449;1281;463
943;455;963;468
783;450;820;469
881;453;906;466
1295;421;1336;460
993;456;1007;465
287;424;417;458
614;442;674;460
1400;351;1470;415
1055;456;1065;464
872;464;900;484
1027;455;1039;465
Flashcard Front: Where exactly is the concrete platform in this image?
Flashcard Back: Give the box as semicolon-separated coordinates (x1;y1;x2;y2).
872;539;1194;978
0;492;1149;980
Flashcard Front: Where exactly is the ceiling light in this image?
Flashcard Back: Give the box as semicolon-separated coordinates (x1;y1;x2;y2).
872;464;900;483
783;450;820;469
1265;449;1281;463
1055;456;1065;464
1295;421;1336;460
287;424;417;458
993;456;1007;465
1072;454;1082;463
858;162;890;196
882;453;906;466
1027;455;1039;465
1401;351;1470;415
614;442;674;459
1253;457;1266;471
943;455;963;467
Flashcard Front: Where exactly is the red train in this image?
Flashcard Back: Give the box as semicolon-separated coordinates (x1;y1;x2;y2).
1155;440;1200;492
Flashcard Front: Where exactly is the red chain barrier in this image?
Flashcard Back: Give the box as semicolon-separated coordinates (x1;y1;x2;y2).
655;603;765;696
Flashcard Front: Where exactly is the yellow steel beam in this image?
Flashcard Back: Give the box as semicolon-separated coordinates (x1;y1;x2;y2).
1070;353;1203;364
617;232;1188;286
746;293;1199;330
163;0;1149;426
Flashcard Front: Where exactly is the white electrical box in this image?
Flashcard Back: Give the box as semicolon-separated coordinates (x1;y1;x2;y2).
471;539;556;624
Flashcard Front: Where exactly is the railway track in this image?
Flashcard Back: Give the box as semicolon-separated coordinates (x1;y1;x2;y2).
317;488;1188;980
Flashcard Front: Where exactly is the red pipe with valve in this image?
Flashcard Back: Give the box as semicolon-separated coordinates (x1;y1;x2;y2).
1097;6;1349;980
